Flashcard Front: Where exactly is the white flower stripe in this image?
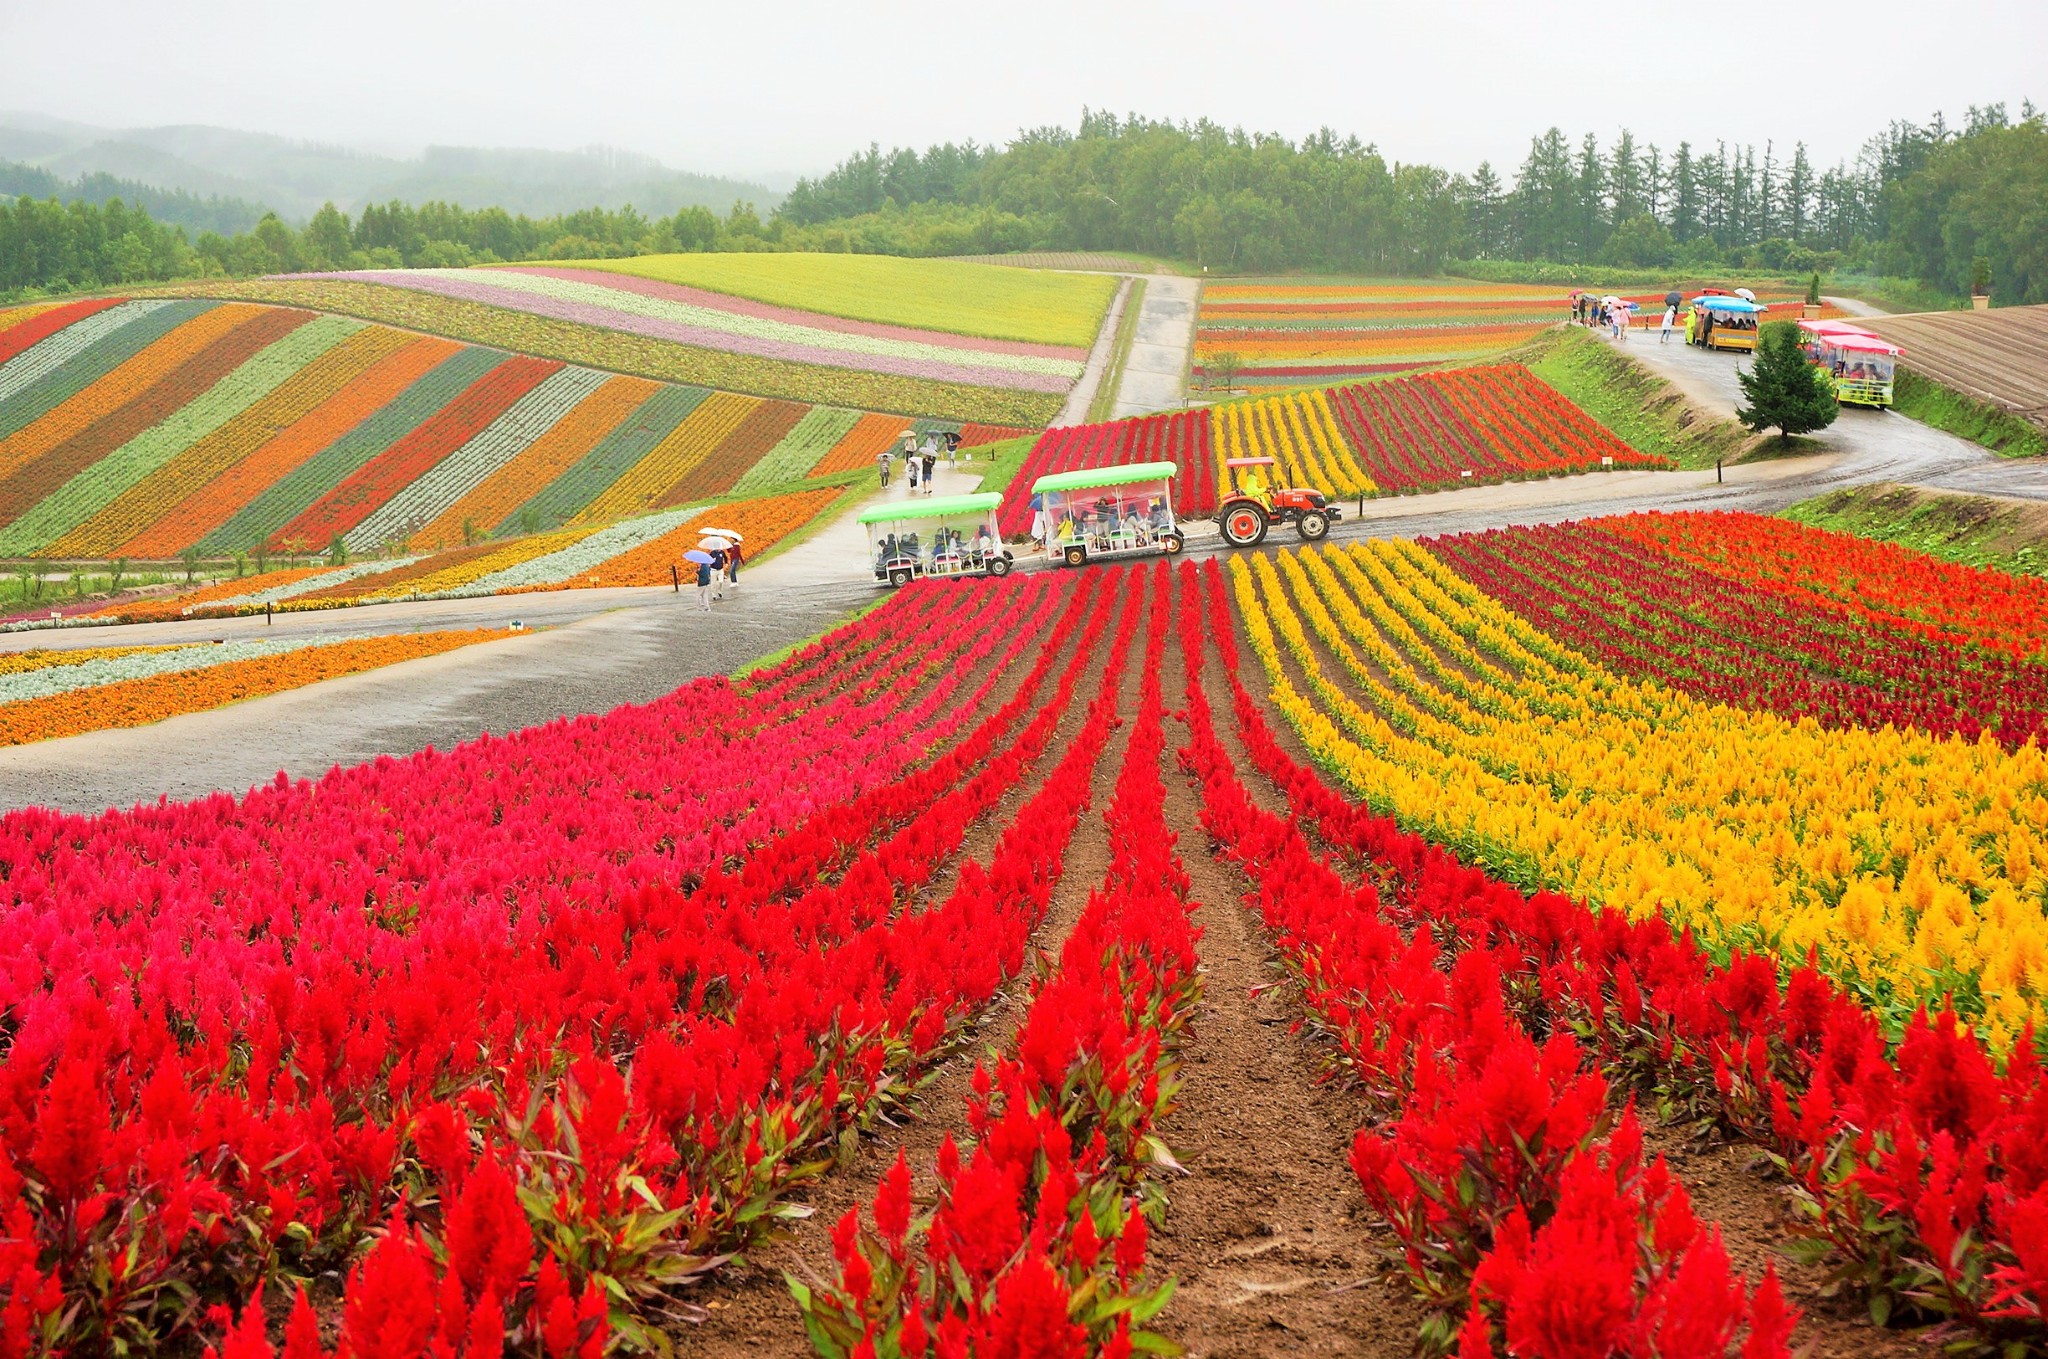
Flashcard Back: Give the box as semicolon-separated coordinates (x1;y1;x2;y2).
211;556;427;609
0;634;364;705
342;366;609;554
443;505;704;595
0;302;174;406
406;271;1084;379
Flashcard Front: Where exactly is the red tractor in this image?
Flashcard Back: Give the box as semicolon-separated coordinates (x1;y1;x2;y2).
1216;456;1339;548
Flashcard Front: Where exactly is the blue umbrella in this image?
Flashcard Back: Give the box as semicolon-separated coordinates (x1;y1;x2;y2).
683;550;714;564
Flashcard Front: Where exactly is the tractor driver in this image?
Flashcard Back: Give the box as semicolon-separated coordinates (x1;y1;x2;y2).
1240;465;1270;508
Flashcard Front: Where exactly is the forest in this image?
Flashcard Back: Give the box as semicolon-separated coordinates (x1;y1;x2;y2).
1;104;2041;304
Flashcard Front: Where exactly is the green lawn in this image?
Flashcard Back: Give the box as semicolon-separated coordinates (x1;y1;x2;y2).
547;253;1117;349
1514;327;1750;470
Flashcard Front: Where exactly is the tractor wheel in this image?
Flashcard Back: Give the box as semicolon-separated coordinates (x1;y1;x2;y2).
1220;503;1269;548
888;568;912;588
1063;545;1087;568
1160;532;1184;555
987;556;1013;577
1296;511;1330;542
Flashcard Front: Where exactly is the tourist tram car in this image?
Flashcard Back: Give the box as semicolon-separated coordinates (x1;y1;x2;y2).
858;492;1013;587
1689;295;1767;352
1796;320;1903;408
1031;461;1184;568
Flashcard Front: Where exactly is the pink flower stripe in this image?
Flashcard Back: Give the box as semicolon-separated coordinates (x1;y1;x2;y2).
504;267;1087;362
285;271;1072;393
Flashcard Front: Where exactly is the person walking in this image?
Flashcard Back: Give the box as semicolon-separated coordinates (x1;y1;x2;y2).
1659;304;1676;344
877;450;891;488
906;453;920;493
725;540;743;592
1611;304;1628;341
694;557;714;611
709;545;727;598
921;449;937;494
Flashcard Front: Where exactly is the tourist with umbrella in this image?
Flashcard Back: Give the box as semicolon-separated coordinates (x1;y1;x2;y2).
699;534;732;597
705;527;745;589
684;549;716;611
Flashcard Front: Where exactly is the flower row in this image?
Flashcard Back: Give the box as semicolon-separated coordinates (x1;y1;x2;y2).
0;628;509;747
1433;518;2048;747
1231;537;2048;1047
0;298;1049;567
5;575;1096;1353
287;268;1084;388
1178;557;1795;1356
157;278;1063;426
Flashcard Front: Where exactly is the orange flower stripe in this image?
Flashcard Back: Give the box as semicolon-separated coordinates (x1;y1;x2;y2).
0;629;510;747
577;391;760;524
93;566;335;622
115;335;465;560
559;486;841;588
661;398;807;507
55;326;414;560
0;303;269;482
809;412;906;477
418;375;656;550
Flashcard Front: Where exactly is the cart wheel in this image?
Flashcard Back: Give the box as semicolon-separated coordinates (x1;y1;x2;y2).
1063;545;1087;568
1296;511;1329;541
987;556;1012;577
1161;532;1184;555
1219;503;1269;548
888;568;912;588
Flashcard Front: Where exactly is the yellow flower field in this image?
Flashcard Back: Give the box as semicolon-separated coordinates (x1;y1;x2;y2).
1231;540;2048;1045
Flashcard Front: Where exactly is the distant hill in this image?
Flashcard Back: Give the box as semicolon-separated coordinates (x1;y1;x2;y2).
0;113;782;223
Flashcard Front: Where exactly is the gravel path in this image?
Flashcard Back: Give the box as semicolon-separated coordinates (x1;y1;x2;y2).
1052;275;1132;427
1111;274;1199;418
0;579;867;815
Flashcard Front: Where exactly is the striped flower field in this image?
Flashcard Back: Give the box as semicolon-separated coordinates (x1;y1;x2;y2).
1195;277;1843;390
0;298;1031;563
996;364;1663;534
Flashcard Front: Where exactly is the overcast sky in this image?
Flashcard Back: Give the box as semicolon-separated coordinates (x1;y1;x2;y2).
3;0;2042;184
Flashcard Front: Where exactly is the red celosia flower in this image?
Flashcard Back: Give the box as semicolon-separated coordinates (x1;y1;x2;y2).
443;1158;533;1302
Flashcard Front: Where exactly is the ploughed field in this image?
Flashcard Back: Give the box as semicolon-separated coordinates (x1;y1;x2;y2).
4;511;2045;1358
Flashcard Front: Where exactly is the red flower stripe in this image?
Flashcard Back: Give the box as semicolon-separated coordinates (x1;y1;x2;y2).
0;298;123;369
272;355;560;549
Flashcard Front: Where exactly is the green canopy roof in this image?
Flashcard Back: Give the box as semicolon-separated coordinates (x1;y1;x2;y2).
1032;461;1178;493
855;492;1003;525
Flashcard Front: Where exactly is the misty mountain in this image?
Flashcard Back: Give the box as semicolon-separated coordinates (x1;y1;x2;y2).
0;112;783;224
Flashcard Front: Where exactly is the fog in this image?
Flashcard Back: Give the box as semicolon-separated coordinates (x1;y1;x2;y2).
2;0;2041;181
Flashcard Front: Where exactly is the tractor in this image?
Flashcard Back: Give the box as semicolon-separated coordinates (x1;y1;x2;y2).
1216;456;1339;548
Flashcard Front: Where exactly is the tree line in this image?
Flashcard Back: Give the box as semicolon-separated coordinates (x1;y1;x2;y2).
2;104;2042;305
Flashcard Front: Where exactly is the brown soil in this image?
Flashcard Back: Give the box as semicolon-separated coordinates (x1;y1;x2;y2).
676;573;1145;1356
1133;610;1422;1356
1859;305;2048;428
1643;1125;1931;1358
1148;776;1421;1357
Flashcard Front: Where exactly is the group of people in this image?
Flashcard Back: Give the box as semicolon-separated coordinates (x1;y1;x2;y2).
877;431;962;495
873;523;998;576
1572;294;1649;342
1027;492;1172;554
692;540;741;612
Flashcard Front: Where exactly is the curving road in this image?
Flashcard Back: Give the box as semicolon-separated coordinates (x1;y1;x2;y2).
8;319;2043;814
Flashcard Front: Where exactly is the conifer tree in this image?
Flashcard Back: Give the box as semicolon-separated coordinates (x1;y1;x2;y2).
1737;322;1838;445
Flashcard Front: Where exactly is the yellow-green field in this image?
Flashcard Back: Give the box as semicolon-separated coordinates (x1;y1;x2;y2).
551;253;1116;348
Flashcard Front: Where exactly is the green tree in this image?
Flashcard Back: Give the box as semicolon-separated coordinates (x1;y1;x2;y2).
1737;322;1838;444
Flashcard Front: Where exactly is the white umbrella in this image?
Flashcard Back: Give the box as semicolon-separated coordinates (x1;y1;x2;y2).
1734;287;1757;301
698;536;733;551
700;527;744;542
1602;295;1622;305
